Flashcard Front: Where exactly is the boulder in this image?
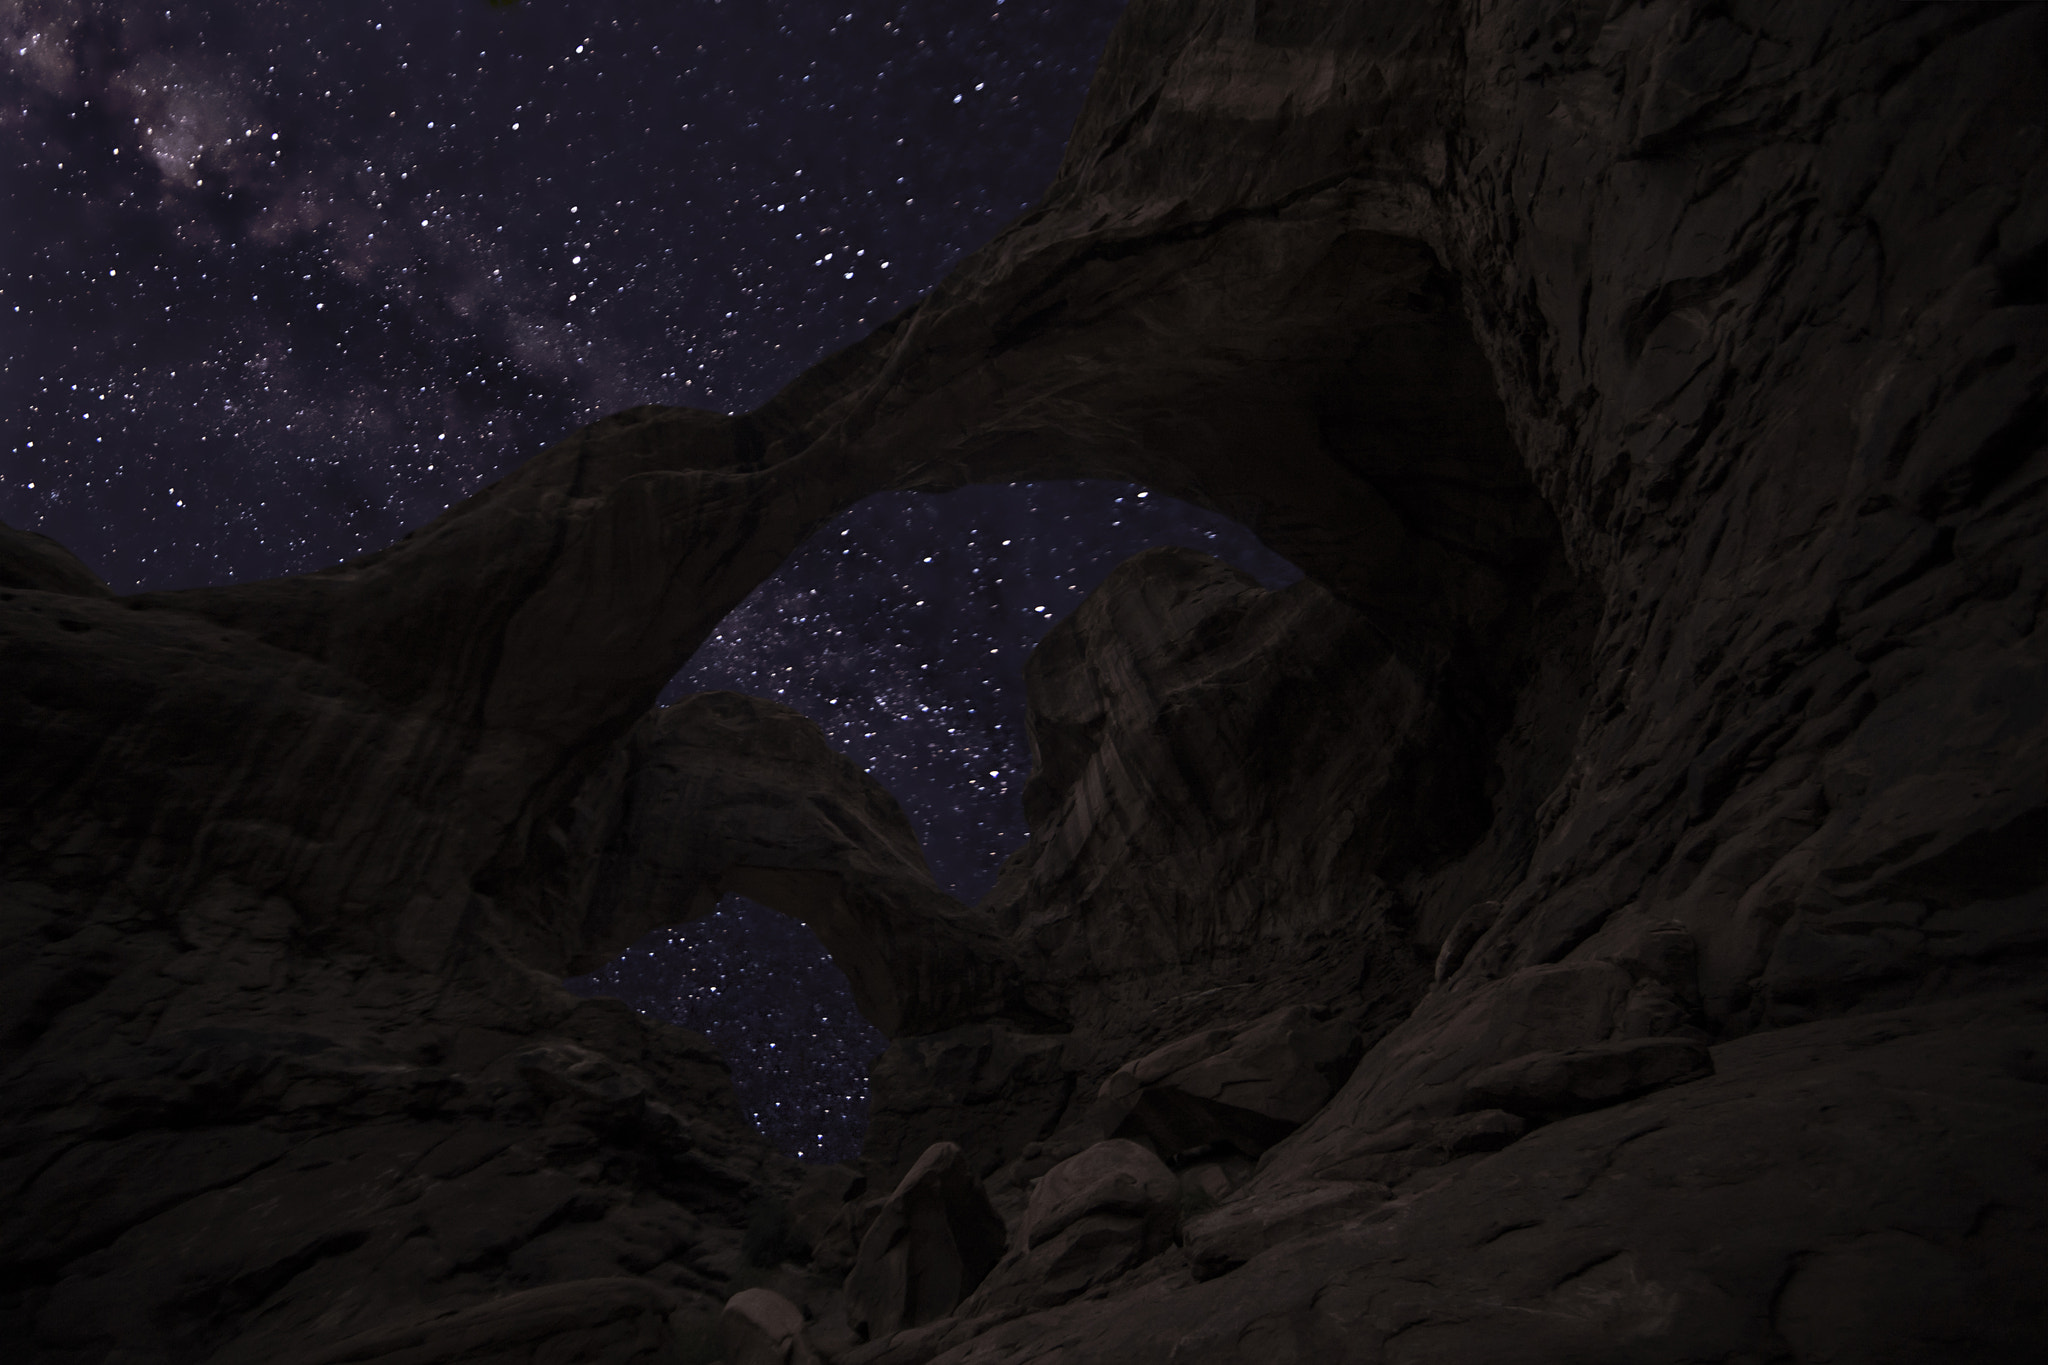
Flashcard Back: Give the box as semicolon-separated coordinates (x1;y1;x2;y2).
1021;1139;1180;1250
843;1141;1007;1341
721;1287;821;1365
1462;1037;1716;1122
1096;1006;1361;1162
1176;1158;1250;1208
960;1140;1182;1317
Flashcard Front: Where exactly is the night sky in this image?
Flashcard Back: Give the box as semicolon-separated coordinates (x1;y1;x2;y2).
3;1;1301;1162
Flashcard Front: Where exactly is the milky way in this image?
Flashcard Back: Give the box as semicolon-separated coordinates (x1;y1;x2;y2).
4;2;1303;1162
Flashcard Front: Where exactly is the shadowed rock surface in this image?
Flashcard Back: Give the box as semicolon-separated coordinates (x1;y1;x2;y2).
723;1286;823;1365
843;1142;1007;1343
532;690;1053;1038
1092;1004;1364;1163
951;1138;1181;1323
0;520;111;598
3;0;2045;1362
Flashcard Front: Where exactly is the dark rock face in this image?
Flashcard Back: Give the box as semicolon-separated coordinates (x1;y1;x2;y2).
4;0;2046;1361
537;691;1050;1037
0;993;786;1363
945;997;2048;1364
992;549;1462;1052
861;1022;1078;1193
1460;1034;1714;1121
786;1164;869;1277
1016;1140;1179;1254
1092;1005;1363;1164
722;1287;823;1365
842;1142;1007;1342
959;1139;1180;1319
0;519;110;598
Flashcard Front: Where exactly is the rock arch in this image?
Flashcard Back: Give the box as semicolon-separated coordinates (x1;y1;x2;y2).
8;2;2041;1359
557;689;1059;1040
111;208;1564;1006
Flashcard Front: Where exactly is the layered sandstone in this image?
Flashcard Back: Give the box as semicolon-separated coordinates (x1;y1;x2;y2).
3;1;2044;1362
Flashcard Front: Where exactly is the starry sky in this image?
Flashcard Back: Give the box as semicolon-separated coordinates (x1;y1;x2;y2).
3;0;1301;1163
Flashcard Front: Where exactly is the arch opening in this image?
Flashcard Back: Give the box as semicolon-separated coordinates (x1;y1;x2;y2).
669;477;1301;900
560;478;1302;1160
566;894;887;1165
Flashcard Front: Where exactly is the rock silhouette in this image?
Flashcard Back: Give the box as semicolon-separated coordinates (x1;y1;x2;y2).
842;1142;1007;1342
723;1287;823;1365
4;0;2046;1361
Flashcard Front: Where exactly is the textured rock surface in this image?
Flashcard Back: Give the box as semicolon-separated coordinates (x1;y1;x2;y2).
293;1277;705;1365
1093;1005;1362;1163
1460;1034;1714;1120
3;0;2045;1361
1180;1179;1390;1284
0;518;110;597
957;1139;1180;1321
532;690;1050;1036
787;1164;869;1274
922;996;2048;1364
1019;1139;1178;1252
723;1287;822;1365
842;1142;1007;1343
859;1022;1080;1195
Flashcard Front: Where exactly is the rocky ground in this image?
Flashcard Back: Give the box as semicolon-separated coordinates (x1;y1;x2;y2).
4;1;2044;1362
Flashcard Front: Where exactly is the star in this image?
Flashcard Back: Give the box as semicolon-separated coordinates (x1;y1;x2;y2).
4;1;1298;1163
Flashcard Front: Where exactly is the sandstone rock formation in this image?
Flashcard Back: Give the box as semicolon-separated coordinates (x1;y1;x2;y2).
537;690;1051;1037
723;1287;823;1365
4;0;2045;1361
959;1138;1180;1319
0;519;111;598
786;1164;869;1276
842;1143;1007;1343
1092;1005;1363;1165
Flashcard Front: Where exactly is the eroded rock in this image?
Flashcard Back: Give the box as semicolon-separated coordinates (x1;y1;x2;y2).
553;692;1055;1037
1022;1139;1178;1251
1182;1180;1391;1283
861;1019;1083;1200
959;1140;1181;1319
2;0;2043;1359
283;1278;695;1365
0;518;110;597
722;1287;821;1365
980;548;1452;1079
843;1141;1007;1342
1462;1036;1715;1122
1093;1005;1362;1164
1309;1109;1531;1187
918;999;2048;1363
1434;900;1505;984
787;1163;868;1272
